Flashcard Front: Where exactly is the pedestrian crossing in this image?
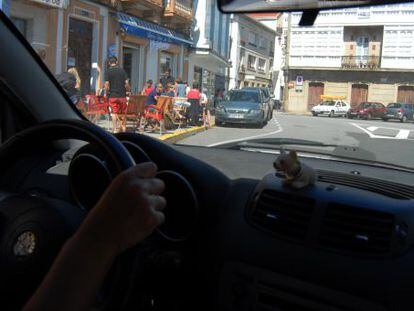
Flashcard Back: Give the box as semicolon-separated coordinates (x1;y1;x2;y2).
351;123;414;140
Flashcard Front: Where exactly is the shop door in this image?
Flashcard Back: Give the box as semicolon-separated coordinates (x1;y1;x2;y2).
123;47;140;94
307;82;324;111
397;86;414;104
351;84;368;108
68;18;93;96
159;52;176;79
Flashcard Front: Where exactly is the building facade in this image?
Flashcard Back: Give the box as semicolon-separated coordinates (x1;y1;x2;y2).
188;0;230;97
228;14;276;91
286;3;414;113
248;12;285;100
8;0;193;96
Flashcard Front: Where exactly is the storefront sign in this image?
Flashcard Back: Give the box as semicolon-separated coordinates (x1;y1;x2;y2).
245;75;255;80
31;0;66;8
296;75;303;86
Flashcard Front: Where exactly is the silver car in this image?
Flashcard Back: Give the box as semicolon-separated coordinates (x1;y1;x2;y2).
215;89;269;128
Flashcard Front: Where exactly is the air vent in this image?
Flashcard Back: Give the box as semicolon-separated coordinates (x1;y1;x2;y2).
250;190;315;242
317;170;414;200
319;203;395;255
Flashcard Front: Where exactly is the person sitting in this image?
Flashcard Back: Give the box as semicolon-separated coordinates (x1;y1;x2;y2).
187;82;201;126
163;83;176;97
142;79;154;96
23;163;166;311
175;78;186;98
146;83;164;107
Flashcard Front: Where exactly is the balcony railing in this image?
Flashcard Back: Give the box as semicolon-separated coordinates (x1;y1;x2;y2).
163;0;193;19
341;55;380;70
121;0;163;9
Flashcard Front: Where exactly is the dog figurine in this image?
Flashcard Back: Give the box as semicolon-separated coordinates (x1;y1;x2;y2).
273;148;316;189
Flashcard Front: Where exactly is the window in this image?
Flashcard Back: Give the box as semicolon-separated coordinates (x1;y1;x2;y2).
248;32;257;46
247;55;256;70
259;37;266;49
258;58;266;72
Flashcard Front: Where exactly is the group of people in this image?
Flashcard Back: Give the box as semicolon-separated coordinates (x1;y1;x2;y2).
56;58;214;133
142;69;212;128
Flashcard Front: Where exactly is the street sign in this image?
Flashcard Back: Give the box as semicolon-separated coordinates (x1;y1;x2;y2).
296;75;303;86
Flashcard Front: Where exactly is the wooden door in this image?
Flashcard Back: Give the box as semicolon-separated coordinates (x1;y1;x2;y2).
397;86;414;104
307;82;324;111
351;84;368;108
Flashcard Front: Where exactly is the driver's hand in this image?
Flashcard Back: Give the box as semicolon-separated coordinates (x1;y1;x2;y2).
76;162;166;256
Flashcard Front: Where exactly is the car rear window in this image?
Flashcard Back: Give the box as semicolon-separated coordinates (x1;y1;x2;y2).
226;91;259;102
387;103;401;108
321;101;335;106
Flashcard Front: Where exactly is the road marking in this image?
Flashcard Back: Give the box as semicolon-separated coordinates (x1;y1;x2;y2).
207;118;283;147
396;129;410;139
367;126;378;132
350;123;414;140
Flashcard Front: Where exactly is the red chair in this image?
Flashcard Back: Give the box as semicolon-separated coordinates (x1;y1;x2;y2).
143;96;172;134
85;95;109;129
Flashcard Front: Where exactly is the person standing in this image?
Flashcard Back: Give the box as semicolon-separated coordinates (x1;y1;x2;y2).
160;68;175;89
175;78;186;98
201;89;212;128
187;82;201;126
104;56;130;133
56;67;81;105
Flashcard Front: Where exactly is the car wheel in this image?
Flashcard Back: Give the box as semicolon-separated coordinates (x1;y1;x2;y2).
401;115;407;123
347;113;353;119
215;120;223;127
312;112;318;116
328;110;334;117
382;118;388;122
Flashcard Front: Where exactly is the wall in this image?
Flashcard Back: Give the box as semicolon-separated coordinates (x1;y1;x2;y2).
287;81;308;112
324;82;348;98
367;84;396;103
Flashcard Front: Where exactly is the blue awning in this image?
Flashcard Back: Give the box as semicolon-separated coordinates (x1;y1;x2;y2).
115;13;193;46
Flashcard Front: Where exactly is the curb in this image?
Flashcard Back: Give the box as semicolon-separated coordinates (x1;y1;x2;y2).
159;125;213;143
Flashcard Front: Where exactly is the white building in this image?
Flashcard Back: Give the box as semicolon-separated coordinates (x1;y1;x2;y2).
248;12;285;100
188;0;230;97
286;3;414;113
228;14;276;91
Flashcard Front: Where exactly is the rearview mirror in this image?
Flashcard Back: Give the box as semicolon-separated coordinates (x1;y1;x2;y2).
219;0;410;13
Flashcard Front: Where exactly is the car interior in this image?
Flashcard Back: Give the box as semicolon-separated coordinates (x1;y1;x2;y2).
1;1;414;311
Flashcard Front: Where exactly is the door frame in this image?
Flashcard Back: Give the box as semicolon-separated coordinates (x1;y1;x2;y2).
65;14;100;93
122;42;144;94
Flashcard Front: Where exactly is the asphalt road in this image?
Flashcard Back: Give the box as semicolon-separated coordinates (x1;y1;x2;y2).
179;113;414;169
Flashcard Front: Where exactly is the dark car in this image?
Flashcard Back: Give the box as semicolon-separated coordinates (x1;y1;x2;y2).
215;89;269;127
383;103;414;122
243;87;273;120
347;102;386;119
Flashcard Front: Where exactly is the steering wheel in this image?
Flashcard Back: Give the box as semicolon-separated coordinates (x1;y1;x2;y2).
0;119;141;309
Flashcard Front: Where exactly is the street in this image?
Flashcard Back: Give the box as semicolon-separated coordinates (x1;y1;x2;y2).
179;113;414;169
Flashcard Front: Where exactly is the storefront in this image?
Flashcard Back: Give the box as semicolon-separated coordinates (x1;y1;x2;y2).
113;13;192;90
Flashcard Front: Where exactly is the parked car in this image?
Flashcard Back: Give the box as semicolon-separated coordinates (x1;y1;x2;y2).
311;100;350;117
383;103;414;122
243;87;273;120
347;102;386;119
215;89;269;128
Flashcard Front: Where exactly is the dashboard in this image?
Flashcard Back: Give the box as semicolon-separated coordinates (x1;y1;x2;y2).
1;136;414;311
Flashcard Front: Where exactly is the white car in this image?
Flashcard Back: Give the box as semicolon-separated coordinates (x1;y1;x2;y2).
311;100;350;117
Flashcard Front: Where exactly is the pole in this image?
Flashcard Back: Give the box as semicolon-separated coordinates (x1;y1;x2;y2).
283;13;291;112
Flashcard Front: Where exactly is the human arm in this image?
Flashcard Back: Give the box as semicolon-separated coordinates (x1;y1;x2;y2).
23;163;166;311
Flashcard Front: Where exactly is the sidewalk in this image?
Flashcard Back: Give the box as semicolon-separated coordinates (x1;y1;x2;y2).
95;116;215;143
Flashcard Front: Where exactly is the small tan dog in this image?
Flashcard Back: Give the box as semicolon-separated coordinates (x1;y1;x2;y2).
273;148;316;189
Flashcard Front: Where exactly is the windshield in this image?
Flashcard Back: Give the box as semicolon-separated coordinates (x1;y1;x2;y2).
5;1;414;170
387;103;401;108
225;91;260;103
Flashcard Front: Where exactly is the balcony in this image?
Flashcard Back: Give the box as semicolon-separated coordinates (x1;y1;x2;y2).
341;56;380;70
121;0;164;22
163;0;193;22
